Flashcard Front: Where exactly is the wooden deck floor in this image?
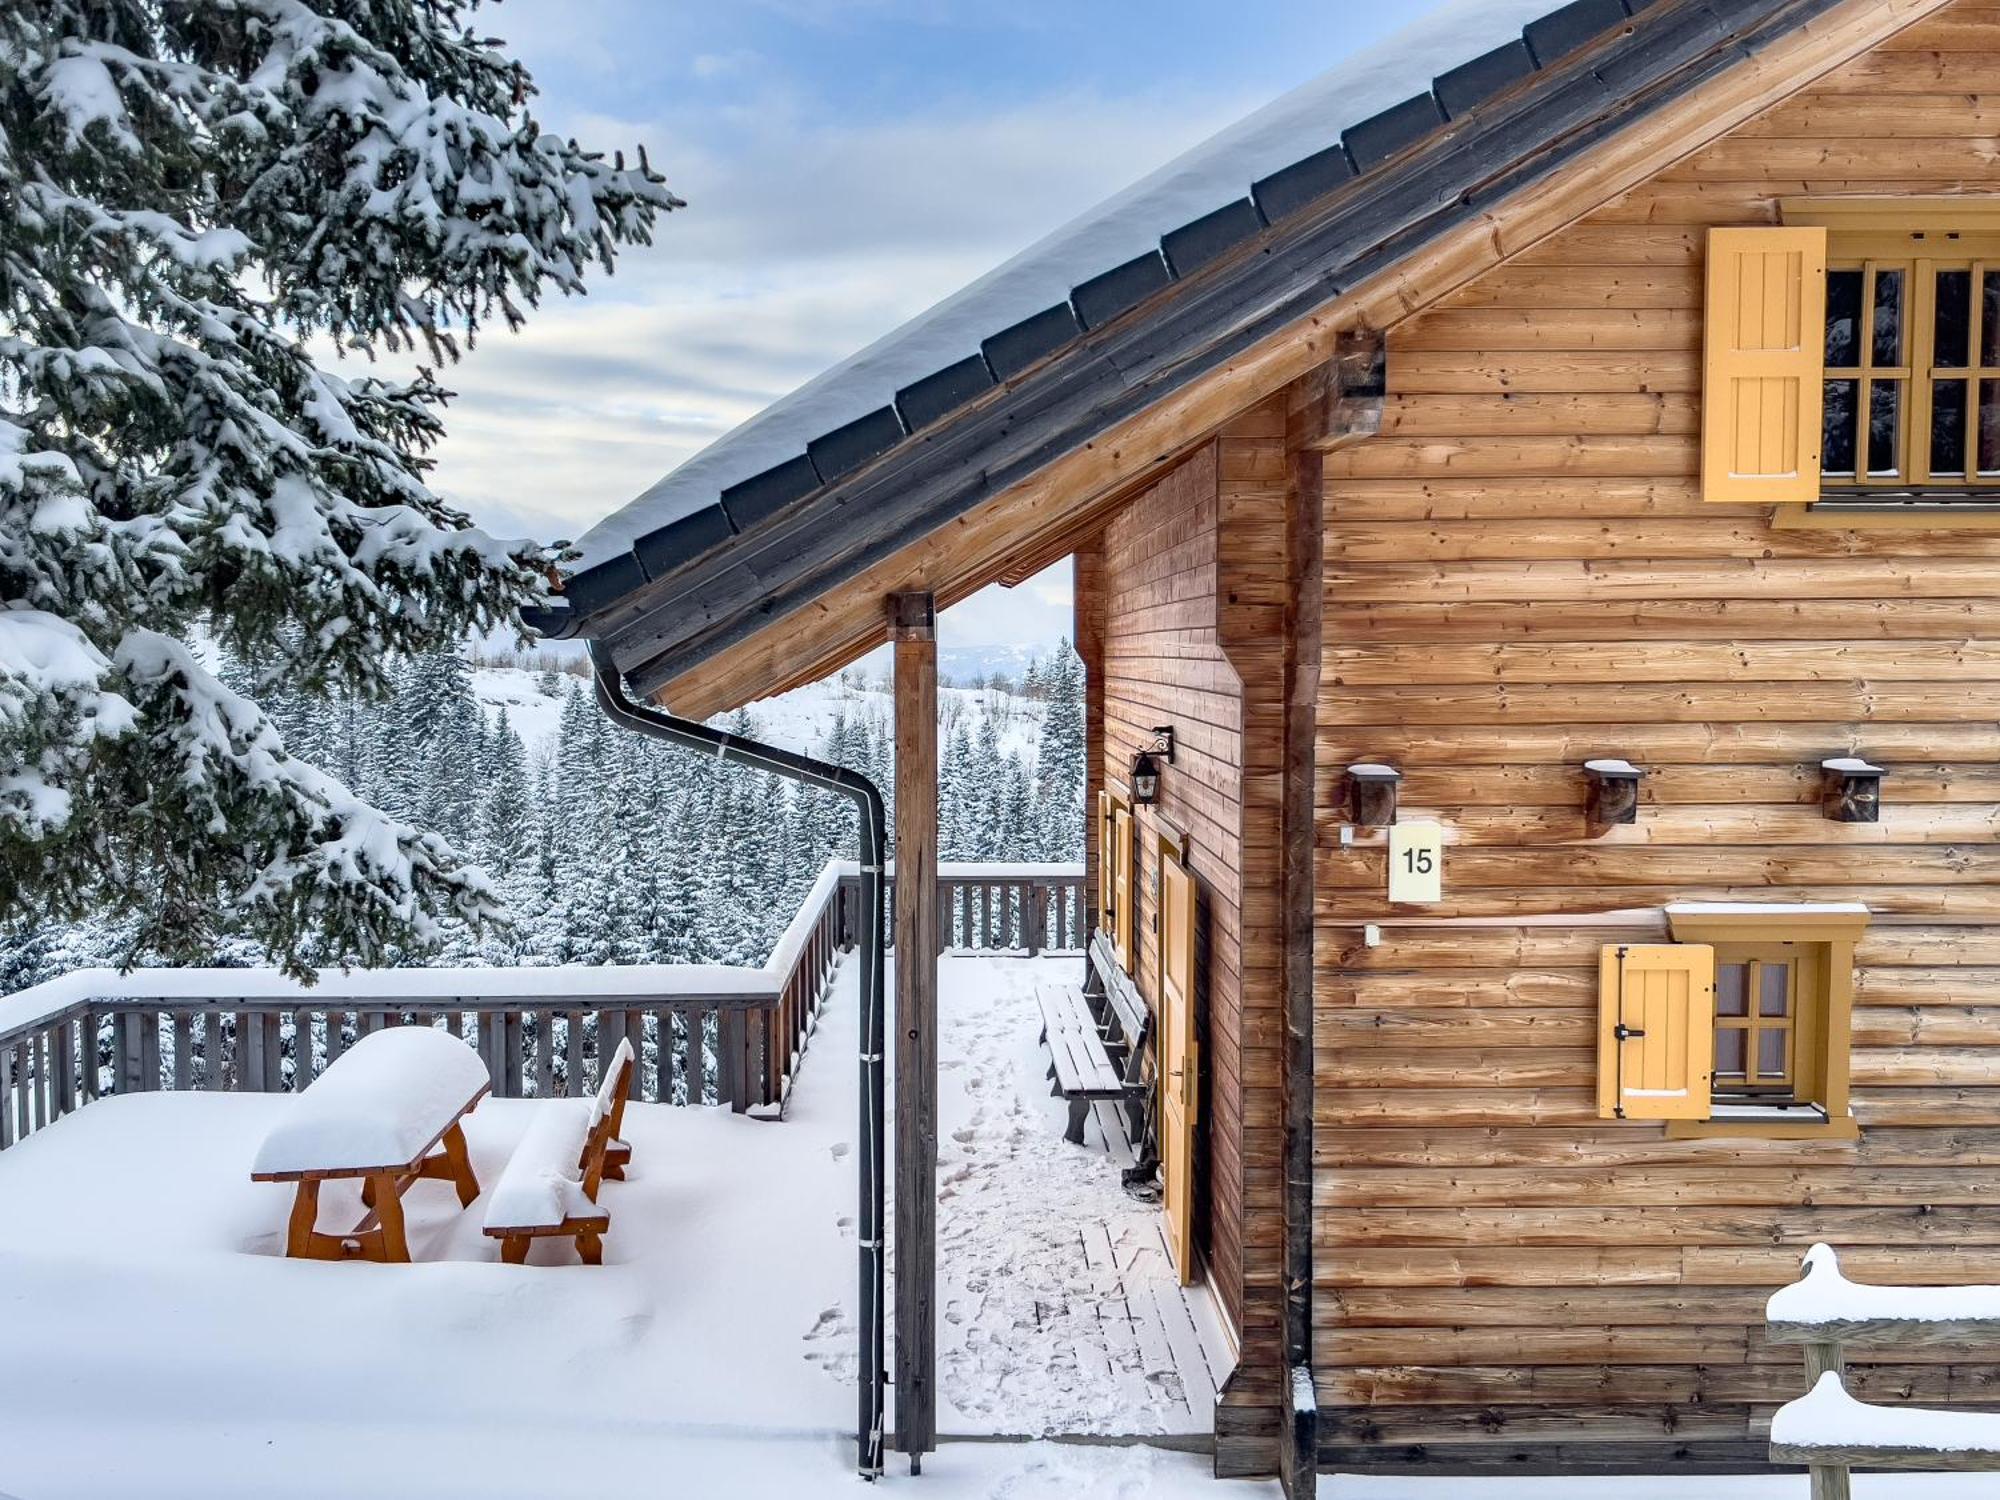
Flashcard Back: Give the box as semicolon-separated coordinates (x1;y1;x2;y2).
911;954;1232;1439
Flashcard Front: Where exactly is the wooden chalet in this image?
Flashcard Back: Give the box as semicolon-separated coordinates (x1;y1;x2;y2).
540;0;2000;1487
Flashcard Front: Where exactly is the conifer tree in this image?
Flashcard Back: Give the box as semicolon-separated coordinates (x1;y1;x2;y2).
0;1;677;972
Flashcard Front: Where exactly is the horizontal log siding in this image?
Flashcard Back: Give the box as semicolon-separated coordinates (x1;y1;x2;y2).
1315;1;2000;1473
1099;442;1256;1350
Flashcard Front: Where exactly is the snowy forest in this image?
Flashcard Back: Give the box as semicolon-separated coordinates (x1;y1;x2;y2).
0;643;1085;988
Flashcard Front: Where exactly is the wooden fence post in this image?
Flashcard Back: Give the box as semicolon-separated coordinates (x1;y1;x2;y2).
1803;1340;1850;1500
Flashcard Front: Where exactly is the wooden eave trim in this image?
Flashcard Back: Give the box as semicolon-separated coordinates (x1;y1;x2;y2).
1783;194;2000;231
649;0;1955;720
1667;910;1871;944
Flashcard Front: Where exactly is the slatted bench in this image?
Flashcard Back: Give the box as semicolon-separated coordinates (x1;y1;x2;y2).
1769;1243;2000;1498
483;1039;635;1265
1035;985;1130;1145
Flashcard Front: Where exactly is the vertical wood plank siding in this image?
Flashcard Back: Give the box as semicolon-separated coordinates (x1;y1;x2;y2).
1315;2;2000;1472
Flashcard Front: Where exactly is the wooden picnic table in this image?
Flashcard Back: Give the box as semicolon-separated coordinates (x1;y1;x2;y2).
250;1025;490;1263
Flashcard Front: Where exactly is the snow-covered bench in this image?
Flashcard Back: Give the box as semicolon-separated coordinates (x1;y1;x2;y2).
1768;1244;2000;1497
250;1025;489;1263
482;1039;636;1265
1036;985;1129;1145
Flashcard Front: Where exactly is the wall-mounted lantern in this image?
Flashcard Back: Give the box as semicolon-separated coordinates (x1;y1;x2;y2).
1347;763;1402;828
1131;727;1175;806
1583;758;1645;832
1821;756;1886;823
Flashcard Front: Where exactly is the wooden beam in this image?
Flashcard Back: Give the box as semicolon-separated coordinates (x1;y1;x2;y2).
1075;540;1107;947
1279;375;1325;1500
890;591;938;1467
1295;331;1386;453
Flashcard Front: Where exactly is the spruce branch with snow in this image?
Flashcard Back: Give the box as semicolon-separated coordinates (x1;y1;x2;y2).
0;1;680;971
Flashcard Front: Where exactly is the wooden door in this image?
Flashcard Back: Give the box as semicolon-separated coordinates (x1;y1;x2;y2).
1158;847;1198;1285
1112;806;1134;968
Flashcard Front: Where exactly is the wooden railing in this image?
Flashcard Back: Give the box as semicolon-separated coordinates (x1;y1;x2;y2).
838;863;1087;955
0;861;1085;1154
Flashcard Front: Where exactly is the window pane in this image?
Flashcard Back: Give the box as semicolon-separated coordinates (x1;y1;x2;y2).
1981;380;2000;477
1826;269;1863;365
1758;962;1792;1017
1757;1028;1789;1081
1874;269;1905;367
1934;379;1970;476
1984;270;2000;368
1869;381;1903;478
1714;1029;1746;1079
1717;963;1749;1018
1937;270;1973;368
1823;380;1859;476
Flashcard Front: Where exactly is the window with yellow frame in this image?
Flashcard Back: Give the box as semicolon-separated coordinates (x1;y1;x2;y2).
1819;241;2000;497
1700;204;2000;518
1595;903;1866;1140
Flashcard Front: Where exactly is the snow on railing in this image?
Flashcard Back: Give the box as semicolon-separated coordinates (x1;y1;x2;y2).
0;860;1090;1153
835;861;1088;955
0;860;858;1149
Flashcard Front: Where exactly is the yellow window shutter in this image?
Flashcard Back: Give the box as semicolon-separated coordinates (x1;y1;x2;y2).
1700;226;1827;504
1096;790;1112;930
1597;943;1715;1121
1113;807;1134;969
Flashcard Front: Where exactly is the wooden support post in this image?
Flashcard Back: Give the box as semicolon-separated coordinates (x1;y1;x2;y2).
1278;373;1328;1500
891;591;938;1468
1803;1341;1851;1500
1074;534;1107;989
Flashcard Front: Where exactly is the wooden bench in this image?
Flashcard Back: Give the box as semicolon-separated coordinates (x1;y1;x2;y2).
1769;1243;2000;1497
1035;984;1129;1145
482;1039;635;1265
251;1025;488;1263
1086;929;1156;1159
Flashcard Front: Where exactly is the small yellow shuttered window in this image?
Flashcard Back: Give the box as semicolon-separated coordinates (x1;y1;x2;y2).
1112;803;1135;971
1701;226;1828;503
1596;942;1716;1121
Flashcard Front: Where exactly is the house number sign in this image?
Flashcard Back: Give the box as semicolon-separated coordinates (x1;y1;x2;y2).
1387;821;1444;905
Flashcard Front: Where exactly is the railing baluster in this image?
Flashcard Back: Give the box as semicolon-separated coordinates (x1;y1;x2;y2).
1;1040;16;1149
688;1011;707;1106
171;1013;191;1092
565;1010;583;1098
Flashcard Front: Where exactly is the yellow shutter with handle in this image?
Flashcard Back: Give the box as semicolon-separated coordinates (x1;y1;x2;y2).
1159;846;1199;1286
1701;226;1827;504
1112;806;1134;970
1597;943;1716;1121
1096;791;1114;942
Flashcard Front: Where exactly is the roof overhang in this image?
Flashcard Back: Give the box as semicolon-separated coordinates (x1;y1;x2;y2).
543;0;1951;718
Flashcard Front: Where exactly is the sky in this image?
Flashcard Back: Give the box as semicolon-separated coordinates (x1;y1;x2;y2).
408;0;1446;655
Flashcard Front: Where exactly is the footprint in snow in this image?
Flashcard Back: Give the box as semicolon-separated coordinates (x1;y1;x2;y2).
829;1141;850;1161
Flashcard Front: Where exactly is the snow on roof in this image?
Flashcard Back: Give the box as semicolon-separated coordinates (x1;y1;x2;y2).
571;0;1564;573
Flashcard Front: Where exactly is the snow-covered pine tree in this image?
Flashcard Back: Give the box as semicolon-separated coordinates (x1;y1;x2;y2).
0;3;677;972
1035;640;1085;859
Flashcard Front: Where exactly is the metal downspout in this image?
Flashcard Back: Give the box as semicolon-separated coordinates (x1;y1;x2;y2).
589;643;890;1479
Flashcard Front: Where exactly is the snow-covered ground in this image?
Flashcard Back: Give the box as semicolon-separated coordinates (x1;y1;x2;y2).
0;953;1243;1498
6;949;1993;1498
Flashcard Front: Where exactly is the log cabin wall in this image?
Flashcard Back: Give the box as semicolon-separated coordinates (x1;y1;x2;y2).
1095;426;1288;1369
1313;0;2000;1472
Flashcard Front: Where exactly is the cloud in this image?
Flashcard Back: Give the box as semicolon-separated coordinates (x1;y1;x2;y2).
401;87;1248;547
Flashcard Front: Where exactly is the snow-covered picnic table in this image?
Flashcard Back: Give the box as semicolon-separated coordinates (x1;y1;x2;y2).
250;1026;490;1262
